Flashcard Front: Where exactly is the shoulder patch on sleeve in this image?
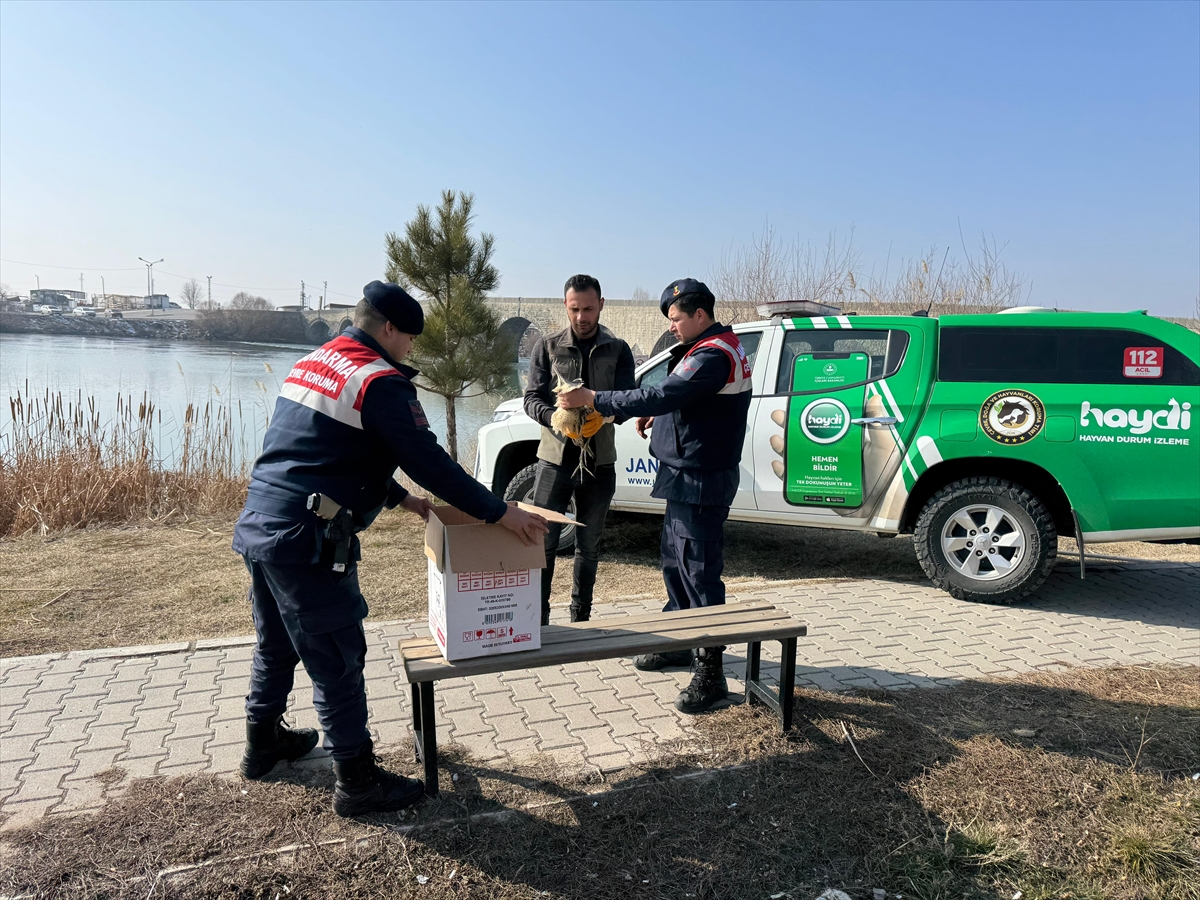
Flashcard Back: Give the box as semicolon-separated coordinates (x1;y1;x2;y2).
409;399;430;428
676;356;702;379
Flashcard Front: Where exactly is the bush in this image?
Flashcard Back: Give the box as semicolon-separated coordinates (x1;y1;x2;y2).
0;387;248;537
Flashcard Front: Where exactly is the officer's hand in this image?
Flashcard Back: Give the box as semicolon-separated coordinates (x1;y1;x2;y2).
557;387;595;409
580;410;604;438
500;503;549;546
635;416;654;439
399;494;434;521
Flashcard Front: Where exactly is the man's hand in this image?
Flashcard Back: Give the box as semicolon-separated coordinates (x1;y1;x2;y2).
580;410;604;438
557;387;596;409
499;503;549;546
399;494;434;521
635;416;654;439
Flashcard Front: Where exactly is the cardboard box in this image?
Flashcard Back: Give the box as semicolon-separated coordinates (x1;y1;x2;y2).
425;503;580;662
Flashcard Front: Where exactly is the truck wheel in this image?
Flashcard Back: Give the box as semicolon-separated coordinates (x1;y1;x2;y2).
502;463;576;554
914;476;1056;604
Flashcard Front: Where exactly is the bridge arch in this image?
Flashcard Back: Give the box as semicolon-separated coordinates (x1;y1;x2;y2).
498;316;543;361
651;330;678;356
338;318;353;334
306;318;331;344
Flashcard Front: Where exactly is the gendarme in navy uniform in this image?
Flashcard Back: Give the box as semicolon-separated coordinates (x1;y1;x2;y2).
232;280;545;816
555;278;753;713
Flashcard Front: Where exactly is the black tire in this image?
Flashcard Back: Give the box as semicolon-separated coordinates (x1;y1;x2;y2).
913;476;1056;604
502;463;576;554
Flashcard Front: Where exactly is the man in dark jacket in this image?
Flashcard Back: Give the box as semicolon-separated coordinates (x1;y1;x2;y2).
523;274;636;624
557;278;752;713
232;281;547;816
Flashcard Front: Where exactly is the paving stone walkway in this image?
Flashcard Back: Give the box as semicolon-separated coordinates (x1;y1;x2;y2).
2;560;1197;832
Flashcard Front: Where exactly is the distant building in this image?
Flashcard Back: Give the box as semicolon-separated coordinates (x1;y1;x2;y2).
31;289;85;309
93;293;143;310
145;294;170;309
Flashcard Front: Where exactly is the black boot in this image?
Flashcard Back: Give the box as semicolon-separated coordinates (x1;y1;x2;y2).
674;646;728;714
332;740;425;817
634;649;694;671
569;602;591;623
240;715;319;780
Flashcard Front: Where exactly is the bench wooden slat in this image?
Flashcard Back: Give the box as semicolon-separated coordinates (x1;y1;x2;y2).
401;608;807;682
398;602;788;664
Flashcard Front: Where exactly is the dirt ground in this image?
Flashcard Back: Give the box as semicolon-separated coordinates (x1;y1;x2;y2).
1;511;1196;657
2;664;1196;900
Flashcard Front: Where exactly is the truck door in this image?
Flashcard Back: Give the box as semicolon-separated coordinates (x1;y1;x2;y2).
750;318;935;526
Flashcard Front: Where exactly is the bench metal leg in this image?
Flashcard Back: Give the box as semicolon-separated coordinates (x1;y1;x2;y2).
744;641;761;705
411;683;422;762
411;681;439;796
779;637;796;732
743;638;798;732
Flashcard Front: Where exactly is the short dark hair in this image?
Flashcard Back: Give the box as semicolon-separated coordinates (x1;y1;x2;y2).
352;298;389;334
669;292;714;318
564;274;601;299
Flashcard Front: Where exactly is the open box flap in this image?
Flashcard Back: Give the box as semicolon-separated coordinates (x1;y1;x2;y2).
517;502;585;526
425;504;570;574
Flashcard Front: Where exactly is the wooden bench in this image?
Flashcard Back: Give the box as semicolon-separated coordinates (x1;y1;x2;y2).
398;599;808;795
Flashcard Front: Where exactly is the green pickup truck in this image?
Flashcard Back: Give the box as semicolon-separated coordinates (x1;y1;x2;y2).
476;305;1200;604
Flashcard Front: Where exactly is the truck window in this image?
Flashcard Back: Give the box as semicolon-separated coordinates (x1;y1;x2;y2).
774;329;909;394
939;327;1200;385
638;331;763;389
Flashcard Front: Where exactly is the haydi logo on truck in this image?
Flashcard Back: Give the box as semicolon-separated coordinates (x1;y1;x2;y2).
1079;398;1192;442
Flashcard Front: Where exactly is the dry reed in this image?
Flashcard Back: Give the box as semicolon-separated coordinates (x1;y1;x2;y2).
0;383;249;537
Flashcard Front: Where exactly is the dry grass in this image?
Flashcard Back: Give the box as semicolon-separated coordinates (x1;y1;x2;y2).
2;509;1196;658
0;386;247;538
2;665;1196;899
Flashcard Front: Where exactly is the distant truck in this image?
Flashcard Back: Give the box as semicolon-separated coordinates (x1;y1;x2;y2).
475;304;1200;604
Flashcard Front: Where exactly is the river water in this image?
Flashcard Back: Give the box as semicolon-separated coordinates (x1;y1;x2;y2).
0;332;521;469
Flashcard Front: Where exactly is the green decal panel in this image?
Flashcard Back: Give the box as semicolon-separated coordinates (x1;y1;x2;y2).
785;353;868;507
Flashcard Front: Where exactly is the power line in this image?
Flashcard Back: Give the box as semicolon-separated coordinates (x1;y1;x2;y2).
1;256;356;299
0;257;142;271
154;267;355;297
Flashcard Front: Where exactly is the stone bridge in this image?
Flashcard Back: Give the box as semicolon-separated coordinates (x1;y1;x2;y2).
302;297;672;359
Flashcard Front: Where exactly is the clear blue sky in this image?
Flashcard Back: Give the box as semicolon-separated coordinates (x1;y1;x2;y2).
1;0;1197;315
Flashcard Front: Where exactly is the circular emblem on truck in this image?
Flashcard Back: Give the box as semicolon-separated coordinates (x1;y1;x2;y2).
980;390;1045;445
800;398;851;444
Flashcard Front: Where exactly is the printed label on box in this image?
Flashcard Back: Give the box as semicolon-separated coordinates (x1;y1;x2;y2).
456;570;530;592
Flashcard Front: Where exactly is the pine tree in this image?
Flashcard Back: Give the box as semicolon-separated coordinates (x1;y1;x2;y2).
384;190;513;463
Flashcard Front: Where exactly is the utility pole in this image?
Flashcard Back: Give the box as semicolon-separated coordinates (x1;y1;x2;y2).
101;276;106;308
322;280;327;311
138;257;163;300
80;273;84;294
206;276;212;309
300;281;306;310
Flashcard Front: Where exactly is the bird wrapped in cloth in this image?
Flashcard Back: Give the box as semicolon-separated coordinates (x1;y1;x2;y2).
550;374;609;480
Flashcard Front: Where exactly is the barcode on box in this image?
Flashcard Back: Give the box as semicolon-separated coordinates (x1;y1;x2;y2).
483;612;514;625
456;570;530;592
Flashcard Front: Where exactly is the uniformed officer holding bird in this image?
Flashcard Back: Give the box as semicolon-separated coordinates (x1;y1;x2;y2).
232;281;547;816
557;278;753;713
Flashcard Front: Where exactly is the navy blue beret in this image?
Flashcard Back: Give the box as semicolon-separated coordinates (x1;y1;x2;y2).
659;278;715;316
363;281;424;335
